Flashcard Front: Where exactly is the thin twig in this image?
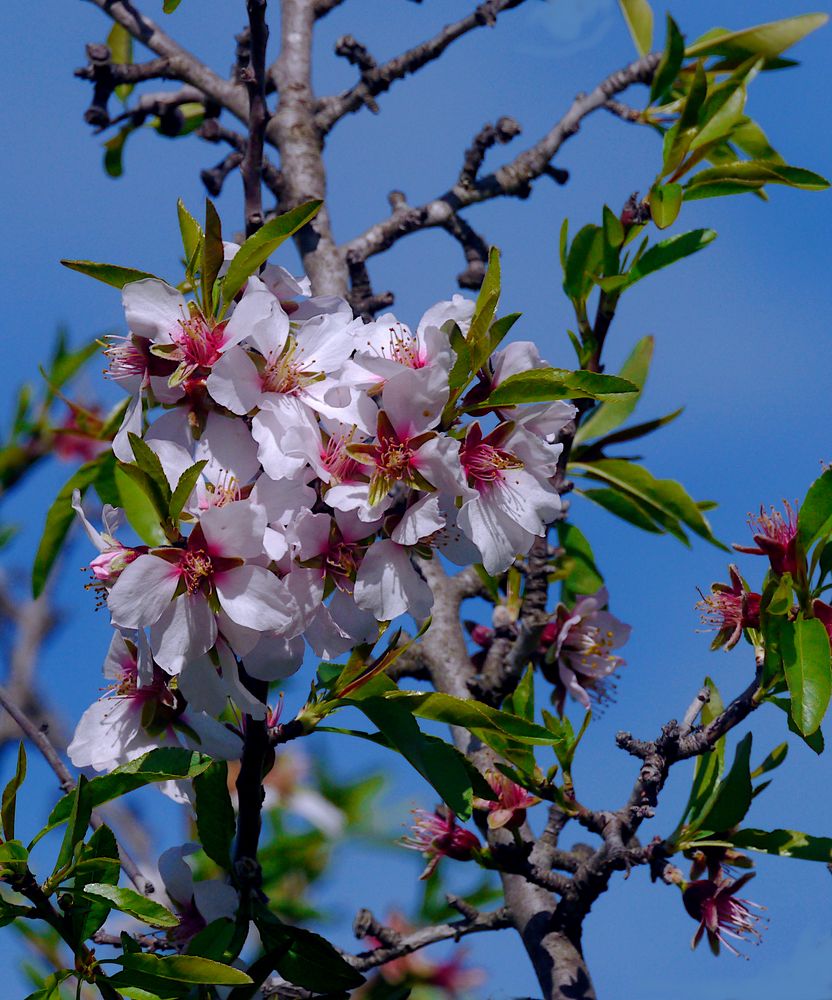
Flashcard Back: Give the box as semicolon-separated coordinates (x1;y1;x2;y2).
241;0;271;236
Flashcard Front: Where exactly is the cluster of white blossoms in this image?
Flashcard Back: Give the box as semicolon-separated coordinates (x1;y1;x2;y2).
68;243;577;778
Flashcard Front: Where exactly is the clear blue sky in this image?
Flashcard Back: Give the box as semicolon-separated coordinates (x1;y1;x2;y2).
1;1;830;997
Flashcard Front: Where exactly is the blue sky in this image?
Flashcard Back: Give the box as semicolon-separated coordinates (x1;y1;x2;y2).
1;0;830;997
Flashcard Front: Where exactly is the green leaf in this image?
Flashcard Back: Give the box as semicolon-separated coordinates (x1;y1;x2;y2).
60;260;162;289
117;954;252;986
70;824;120;944
556;522;604;606
618;0;654;56
623;228;717;287
781;614;832;736
383;691;562;745
1;742;26;841
169;460;207;521
115;463;168;546
163;0;184;13
32;458;103;597
465;247;501;374
574;335;654;443
574;408;684;455
129;434;172;504
108;23;134;102
0;839;29;877
221;201;323;307
579;488;663;534
54;775;93;874
83;884;180;928
699;732;753;834
689;83;747;153
649;183;683;228
798;468;832;551
504;666;535;721
686;14;829;59
349;697;475;819
563;225;603;300
571;458;723;548
477;368;637;408
193;762;235;870
47;336;101;392
677;676;726;835
202;199;224;316
751;742;788;779
35;749;212;844
730;827;832;862
650;15;685;102
103;127;132;178
177;199;202;266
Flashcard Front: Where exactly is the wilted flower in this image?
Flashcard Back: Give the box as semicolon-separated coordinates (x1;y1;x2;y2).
473;769;540;830
683;872;765;957
400;809;481;879
696;564;761;650
734;501;799;576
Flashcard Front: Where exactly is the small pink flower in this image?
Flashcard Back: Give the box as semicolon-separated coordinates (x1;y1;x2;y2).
734;501;799;576
683;872;765;957
473;770;540;830
89;545;140;584
400;809;481;879
697;565;761;650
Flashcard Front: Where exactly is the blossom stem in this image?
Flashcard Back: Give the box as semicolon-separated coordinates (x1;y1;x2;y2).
232;665;270;894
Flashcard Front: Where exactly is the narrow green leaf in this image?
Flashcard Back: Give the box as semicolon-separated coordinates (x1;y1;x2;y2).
466;248;501;373
169;460;207;521
193;762;235;870
686;162;829;193
689;83;747;152
107;23;134;102
575;335;654;443
71;824;120;944
478;368;637;408
163;0;184;13
103;126;132;178
177;199;202;264
798;468;832;550
33;458;103;597
60;260;161;289
129;434;172;504
686;14;828;59
624;228;717;287
730;827;832;862
202;199;224;316
781;615;832;736
115;463;168;546
571;458;723;548
83;884;180;928
556;522;604;606
563;225;603;300
351;697;474;818
751;742;788;779
650;15;685;102
118;954;252;986
222;201;323;306
699;732;753;834
504;666;535;722
649;183;683;228
35;749;212;843
618;0;654;55
579;488;663;534
54;776;92;874
1;743;26;841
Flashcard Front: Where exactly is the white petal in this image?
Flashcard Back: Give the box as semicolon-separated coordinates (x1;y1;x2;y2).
206;349;262;415
391;495;444;546
354;540;432;621
158;844;197;906
183;712;242;761
112;390;143;463
381;366;448;439
200;501;266;559
179;655;229;716
122;279;186;342
222;277;289;355
198;413;260;485
108;554;179;629
244;634;305;680
457;493;534;576
67;699;139;771
150;595;217;674
215;565;298;633
193;881;239;923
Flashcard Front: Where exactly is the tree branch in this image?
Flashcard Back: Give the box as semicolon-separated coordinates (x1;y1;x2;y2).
342;52;660;266
315;0;530;133
241;0;270;236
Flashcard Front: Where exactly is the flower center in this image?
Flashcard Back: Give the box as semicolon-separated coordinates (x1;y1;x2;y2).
104;336;148;383
261;337;318;395
461;441;523;487
173;315;226;369
375;324;424;369
181;549;213;594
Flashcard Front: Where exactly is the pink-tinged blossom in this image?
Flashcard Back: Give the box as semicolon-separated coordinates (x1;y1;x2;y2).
72;490;139;586
107;501;297;674
683;873;765;957
733;501;799;576
158;844;239;946
456;422;562;575
543;587;631;712
354;539;433;622
400;809;481;879
473;770;541;830
697;565;761;650
67;632;241;774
